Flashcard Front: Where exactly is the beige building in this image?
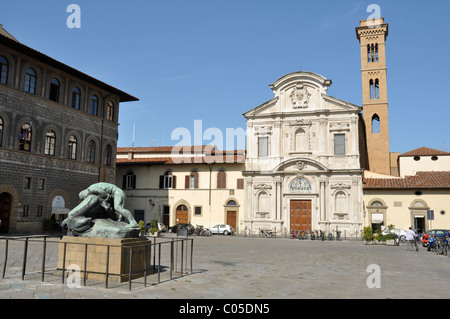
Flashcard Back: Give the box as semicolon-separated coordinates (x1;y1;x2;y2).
115;146;246;231
363;147;450;233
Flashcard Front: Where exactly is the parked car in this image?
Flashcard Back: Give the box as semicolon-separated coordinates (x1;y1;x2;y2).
210;224;234;235
145;222;167;233
168;223;195;235
382;228;407;242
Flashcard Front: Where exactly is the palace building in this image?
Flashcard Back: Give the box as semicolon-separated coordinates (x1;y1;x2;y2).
0;25;137;233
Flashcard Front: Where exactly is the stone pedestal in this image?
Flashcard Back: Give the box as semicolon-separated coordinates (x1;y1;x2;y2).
57;236;152;283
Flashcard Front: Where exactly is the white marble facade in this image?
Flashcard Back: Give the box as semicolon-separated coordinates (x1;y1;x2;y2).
243;72;363;236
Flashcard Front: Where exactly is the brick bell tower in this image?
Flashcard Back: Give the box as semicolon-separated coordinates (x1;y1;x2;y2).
356;18;391;175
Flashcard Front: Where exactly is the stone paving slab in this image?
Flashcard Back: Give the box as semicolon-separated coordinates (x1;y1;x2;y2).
0;235;449;300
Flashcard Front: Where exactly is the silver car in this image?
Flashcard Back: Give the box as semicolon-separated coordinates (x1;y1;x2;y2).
210;224;234;235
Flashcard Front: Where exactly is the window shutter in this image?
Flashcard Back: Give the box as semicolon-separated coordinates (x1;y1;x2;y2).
185;175;190;189
237;178;244;190
194;173;199;189
132;175;136;189
172;175;177;189
123;175;127;188
159;175;164;189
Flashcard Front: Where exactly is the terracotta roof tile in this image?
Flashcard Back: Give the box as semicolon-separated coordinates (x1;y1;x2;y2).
363;171;450;189
400;147;450;157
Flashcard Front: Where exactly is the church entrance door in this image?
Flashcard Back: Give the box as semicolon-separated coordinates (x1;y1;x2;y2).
290;200;311;232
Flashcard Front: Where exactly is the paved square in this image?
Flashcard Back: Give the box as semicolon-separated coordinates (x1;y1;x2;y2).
0;235;449;299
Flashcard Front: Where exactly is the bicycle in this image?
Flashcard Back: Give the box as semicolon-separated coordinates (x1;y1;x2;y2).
260;229;275;238
319;230;325;241
299;230;308;240
436;237;448;256
327;232;335;241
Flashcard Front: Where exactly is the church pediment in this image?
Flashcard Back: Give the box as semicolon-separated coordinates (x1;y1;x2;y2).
243;71;360;118
272;158;329;174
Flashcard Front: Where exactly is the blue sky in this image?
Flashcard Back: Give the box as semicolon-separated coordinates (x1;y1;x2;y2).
1;0;449;154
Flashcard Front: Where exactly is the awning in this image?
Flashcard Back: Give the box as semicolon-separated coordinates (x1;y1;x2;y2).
51;208;70;215
371;213;384;224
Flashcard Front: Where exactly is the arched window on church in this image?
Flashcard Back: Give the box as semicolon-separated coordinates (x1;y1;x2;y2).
371;114;380;134
375;43;379;62
369;79;380;99
367;44;379;63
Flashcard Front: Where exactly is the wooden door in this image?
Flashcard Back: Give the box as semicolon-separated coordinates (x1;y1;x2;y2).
227;211;237;229
176;205;188;224
0;193;11;234
290;200;311;232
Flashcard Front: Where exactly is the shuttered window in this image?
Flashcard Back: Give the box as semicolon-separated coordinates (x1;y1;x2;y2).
217;170;226;189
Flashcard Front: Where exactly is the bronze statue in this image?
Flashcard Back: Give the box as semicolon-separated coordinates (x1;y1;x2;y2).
61;183;140;238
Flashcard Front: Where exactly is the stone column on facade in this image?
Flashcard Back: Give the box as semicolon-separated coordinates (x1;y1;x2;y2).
275;176;282;221
319;176;326;221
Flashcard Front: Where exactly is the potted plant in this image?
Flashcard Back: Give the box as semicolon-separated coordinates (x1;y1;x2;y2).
374;226;386;244
148;219;160;237
362;226;374;244
43;218;54;234
385;224;396;245
138;220;146;236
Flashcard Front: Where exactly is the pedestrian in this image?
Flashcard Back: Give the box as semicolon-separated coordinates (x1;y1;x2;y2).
406;227;416;251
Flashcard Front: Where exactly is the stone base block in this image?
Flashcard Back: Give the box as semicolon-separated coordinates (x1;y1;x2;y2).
57;236;152;282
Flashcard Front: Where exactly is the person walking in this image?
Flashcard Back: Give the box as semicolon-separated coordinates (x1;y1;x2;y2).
406;227;417;251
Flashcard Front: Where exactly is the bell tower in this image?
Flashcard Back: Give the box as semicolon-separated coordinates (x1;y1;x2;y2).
356;18;391;175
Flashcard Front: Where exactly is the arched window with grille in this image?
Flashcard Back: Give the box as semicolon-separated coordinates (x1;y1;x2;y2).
49;78;60;102
68;135;77;160
87;140;96;163
105;144;113;166
24;68;37;94
18;122;32;152
106;101;114;121
90;95;98;115
44;130;56;156
0;56;8;85
72;87;81;109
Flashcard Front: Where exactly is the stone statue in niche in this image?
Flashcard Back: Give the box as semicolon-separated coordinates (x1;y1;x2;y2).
61;182;140;238
290;82;311;108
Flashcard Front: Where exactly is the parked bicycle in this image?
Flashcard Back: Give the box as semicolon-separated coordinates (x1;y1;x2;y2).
436;236;448;256
327;232;335;241
194;225;212;236
319;230;325;241
260;228;276;238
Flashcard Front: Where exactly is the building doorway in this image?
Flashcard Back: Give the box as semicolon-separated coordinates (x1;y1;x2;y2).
227;211;237;229
290;200;311;232
414;216;425;234
176;205;189;224
0;193;11;234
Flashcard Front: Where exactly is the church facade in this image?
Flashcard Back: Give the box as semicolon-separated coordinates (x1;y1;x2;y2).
242;71;364;237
